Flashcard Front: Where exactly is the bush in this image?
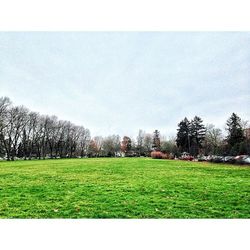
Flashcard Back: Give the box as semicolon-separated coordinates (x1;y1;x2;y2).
161;153;168;159
151;151;170;159
151;151;164;159
169;153;175;159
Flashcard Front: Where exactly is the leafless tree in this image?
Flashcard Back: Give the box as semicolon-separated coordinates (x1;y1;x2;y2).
77;127;91;157
203;124;223;155
143;133;153;156
136;129;145;156
2;105;28;160
0;97;12;157
102;135;120;157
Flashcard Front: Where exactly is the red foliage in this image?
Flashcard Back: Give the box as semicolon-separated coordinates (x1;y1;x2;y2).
151;151;162;159
161;153;168;159
121;136;132;153
151;151;169;159
88;140;98;155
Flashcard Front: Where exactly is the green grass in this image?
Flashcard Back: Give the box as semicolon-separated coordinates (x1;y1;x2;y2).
0;158;249;218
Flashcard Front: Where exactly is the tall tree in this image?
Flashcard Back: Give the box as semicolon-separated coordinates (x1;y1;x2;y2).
0;97;11;119
77;127;90;157
0;97;11;157
176;117;191;153
203;124;223;155
143;133;153;156
190;116;206;155
2;106;28;160
226;113;245;154
21;111;37;159
113;135;121;156
226;113;245;146
136;129;145;156
152;130;161;151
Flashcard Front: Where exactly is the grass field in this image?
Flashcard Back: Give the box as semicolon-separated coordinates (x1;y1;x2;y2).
0;158;249;218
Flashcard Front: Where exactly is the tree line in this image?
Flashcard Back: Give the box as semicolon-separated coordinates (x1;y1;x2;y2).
176;113;249;156
0;97;91;160
0;96;249;160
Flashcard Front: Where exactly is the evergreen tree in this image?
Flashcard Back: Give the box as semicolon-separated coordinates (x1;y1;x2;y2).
190;116;206;155
176;117;191;153
152;130;161;151
226;113;245;148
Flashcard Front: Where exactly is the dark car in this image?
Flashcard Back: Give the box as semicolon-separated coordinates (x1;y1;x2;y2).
197;155;207;161
224;156;235;164
212;156;224;163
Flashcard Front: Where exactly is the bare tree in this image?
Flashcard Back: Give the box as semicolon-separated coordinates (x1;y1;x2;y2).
92;136;104;157
2;106;28;160
143;133;153;156
78;127;91;157
0;97;12;157
136;129;145;156
104;135;120;157
203;124;223;155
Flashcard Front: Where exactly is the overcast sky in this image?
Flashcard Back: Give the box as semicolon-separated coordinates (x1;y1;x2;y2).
0;32;249;138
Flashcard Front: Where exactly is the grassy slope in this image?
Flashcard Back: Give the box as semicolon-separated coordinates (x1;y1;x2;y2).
0;158;249;218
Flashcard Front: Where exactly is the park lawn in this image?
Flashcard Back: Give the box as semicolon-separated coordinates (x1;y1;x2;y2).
0;158;249;218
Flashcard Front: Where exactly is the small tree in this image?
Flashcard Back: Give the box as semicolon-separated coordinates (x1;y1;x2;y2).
161;137;179;156
121;136;132;156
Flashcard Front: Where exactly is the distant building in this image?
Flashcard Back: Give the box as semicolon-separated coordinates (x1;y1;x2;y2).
244;128;250;139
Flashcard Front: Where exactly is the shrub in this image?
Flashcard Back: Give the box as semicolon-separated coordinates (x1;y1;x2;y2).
151;151;170;159
161;153;168;159
169;153;175;159
151;151;175;160
151;151;164;159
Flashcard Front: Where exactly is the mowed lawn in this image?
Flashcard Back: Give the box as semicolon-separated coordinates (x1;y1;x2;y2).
0;158;249;218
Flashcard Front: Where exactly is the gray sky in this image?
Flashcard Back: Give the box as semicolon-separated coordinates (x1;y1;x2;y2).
0;32;249;138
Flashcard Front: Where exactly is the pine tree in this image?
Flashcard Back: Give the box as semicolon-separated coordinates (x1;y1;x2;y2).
190;116;206;155
176;117;191;153
226;113;245;149
152;130;161;151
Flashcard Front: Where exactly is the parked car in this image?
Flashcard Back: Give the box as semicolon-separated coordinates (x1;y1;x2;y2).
197;155;207;161
212;156;224;163
234;155;250;165
206;155;213;162
242;156;250;164
224;156;235;164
